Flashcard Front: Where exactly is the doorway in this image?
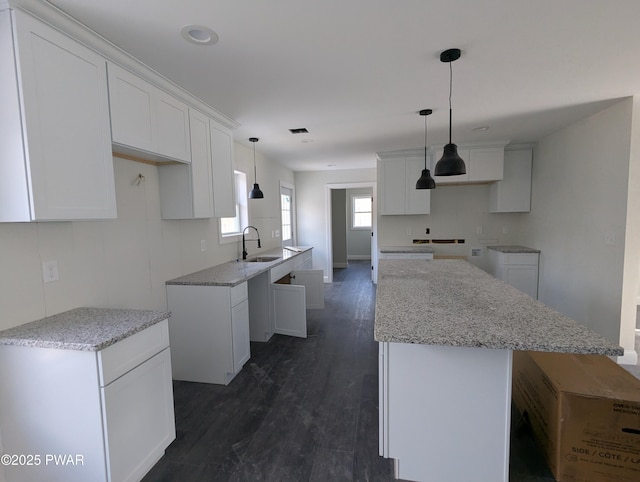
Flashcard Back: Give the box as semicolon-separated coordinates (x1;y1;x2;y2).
325;182;377;283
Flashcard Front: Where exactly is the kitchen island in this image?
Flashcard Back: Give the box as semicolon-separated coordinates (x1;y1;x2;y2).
375;259;622;482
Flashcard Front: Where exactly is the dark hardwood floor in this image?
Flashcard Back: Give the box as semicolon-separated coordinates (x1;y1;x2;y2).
144;260;555;482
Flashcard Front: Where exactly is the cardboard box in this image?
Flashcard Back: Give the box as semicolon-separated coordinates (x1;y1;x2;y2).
512;351;640;482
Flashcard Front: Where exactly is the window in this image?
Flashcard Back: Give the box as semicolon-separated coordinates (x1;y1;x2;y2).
220;171;247;238
352;195;372;229
280;183;295;246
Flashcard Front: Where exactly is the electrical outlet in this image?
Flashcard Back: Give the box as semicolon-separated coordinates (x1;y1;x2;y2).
476;226;484;236
42;260;59;283
406;228;412;236
502;226;509;235
275;229;280;238
201;240;206;252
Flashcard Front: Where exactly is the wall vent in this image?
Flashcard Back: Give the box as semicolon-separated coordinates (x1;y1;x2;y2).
289;128;309;134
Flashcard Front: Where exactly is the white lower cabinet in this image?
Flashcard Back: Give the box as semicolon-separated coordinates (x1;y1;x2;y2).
167;282;250;385
0;320;175;482
379;342;513;482
488;249;539;299
249;251;324;342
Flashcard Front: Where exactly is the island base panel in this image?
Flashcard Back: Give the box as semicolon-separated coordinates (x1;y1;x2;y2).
381;342;512;482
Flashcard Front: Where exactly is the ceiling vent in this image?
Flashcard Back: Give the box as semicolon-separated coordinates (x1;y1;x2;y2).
289;128;309;134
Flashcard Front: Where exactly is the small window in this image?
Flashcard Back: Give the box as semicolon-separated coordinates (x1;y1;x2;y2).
352;195;372;229
220;171;248;239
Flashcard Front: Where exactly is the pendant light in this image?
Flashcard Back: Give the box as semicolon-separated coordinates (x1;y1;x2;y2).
248;137;264;199
416;109;436;189
434;48;466;176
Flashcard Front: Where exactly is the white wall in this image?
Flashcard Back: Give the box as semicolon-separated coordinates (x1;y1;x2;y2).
0;142;293;331
377;184;527;272
295;169;376;279
346;187;373;259
522;98;633;351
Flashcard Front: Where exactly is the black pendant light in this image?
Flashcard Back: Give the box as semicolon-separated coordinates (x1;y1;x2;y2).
416;109;436;189
248;137;264;199
434;48;466;176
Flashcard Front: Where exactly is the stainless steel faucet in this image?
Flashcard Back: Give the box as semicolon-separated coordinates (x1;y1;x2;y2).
242;226;261;260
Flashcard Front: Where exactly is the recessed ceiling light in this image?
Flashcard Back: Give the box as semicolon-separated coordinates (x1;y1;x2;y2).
180;25;219;45
472;126;490;132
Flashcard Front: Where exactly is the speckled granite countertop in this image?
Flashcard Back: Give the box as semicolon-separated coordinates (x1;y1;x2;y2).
375;259;622;355
0;307;170;351
380;245;435;253
166;246;313;287
488;245;541;253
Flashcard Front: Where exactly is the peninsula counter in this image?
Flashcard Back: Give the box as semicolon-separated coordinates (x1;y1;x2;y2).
375;259;622;482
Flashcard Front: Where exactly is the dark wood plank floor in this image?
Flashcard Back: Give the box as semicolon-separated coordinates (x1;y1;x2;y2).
144;260;555;482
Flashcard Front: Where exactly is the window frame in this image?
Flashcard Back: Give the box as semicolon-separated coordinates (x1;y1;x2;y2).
351;194;372;230
219;170;248;244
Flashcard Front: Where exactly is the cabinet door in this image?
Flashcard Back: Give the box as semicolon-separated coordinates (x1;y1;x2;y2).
210;122;236;217
154;89;191;163
272;283;307;338
189;109;214;218
468;147;504;182
101;348;175;482
107;63;154;153
489;149;532;213
231;300;251;373
379;158;405;215
291;269;324;309
14;10;116;220
405;156;430;214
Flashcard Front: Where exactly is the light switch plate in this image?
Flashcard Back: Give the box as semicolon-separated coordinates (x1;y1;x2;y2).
42;260;59;283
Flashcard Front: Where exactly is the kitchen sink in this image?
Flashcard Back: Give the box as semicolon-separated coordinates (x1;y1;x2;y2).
245;256;280;263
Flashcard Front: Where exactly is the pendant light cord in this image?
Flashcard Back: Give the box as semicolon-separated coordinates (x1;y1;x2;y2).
253;143;257;183
424;114;428;170
448;60;453;145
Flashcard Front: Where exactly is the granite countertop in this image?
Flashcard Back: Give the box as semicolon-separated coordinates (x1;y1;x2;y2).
488;245;541;253
380;245;435;254
0;307;170;351
375;259;622;355
166;246;313;287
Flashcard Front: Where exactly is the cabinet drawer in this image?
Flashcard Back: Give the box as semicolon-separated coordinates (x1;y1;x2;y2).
230;282;248;307
98;319;170;386
503;253;539;265
270;259;294;283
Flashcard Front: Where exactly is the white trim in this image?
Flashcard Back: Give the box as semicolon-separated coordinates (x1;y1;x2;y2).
616;348;638;366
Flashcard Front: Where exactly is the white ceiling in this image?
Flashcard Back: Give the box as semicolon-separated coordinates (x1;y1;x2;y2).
46;0;640;171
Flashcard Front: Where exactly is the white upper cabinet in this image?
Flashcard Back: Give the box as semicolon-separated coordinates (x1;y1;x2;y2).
431;144;506;184
210;122;236;218
378;155;430;215
490;147;533;213
0;9;116;222
107;62;191;163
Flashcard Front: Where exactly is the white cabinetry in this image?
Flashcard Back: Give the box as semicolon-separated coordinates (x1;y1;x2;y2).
431;145;505;184
490;147;533;213
0;320;175;482
167;282;250;385
488;249;539;299
157;108;236;219
107;62;191;163
378;155;430;215
0;9;116;222
249;250;324;342
379;342;512;481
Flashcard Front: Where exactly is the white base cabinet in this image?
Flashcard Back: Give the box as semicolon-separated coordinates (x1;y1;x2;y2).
379;342;512;482
0;9;116;222
488;250;539;299
0;321;175;482
249;250;324;342
167;282;250;385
